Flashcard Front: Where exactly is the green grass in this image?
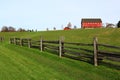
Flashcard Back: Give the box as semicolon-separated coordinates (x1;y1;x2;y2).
0;28;120;80
0;43;120;80
0;28;120;45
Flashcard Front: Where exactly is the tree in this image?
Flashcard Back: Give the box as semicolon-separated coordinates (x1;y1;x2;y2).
1;26;8;32
53;27;56;30
106;24;115;28
17;28;26;32
35;29;37;32
46;28;49;31
8;26;16;32
27;29;32;32
31;29;34;32
117;21;120;28
74;25;77;29
67;22;72;28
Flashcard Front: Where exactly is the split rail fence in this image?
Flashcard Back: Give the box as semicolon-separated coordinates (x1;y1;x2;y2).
9;37;120;67
0;37;4;42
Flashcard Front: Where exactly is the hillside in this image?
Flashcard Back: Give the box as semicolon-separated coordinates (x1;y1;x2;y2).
0;28;120;45
0;28;120;80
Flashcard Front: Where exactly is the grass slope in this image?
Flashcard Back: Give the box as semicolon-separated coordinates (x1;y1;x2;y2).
0;43;120;80
0;28;120;45
0;28;120;80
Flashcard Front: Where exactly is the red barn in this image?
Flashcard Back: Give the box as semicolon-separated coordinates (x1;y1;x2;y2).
81;18;102;29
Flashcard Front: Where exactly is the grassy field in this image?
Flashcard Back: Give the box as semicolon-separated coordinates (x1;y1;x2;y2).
0;28;120;80
0;28;120;45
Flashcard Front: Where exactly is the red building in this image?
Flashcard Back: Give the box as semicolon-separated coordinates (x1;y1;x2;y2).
64;27;71;30
81;18;102;29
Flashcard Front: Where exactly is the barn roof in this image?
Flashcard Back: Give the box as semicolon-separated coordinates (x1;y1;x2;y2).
81;18;102;23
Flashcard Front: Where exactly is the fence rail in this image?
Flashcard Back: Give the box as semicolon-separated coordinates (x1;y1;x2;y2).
64;42;93;46
9;37;120;67
98;44;120;49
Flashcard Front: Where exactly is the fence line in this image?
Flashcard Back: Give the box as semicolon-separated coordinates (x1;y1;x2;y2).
0;37;4;42
9;37;120;67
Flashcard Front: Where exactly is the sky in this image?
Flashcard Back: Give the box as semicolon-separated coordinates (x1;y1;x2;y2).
0;0;120;31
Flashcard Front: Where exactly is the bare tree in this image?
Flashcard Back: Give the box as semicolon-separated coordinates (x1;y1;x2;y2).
46;28;49;31
8;26;16;32
31;29;34;32
1;26;8;32
35;29;37;32
106;24;115;28
17;28;26;32
53;27;56;30
67;22;72;28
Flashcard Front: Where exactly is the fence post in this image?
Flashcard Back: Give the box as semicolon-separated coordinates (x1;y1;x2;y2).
59;36;64;58
9;38;14;44
14;37;17;45
20;38;23;46
2;37;4;42
0;37;4;42
93;37;98;66
40;36;43;52
0;37;1;42
9;38;12;44
28;39;31;48
0;37;2;42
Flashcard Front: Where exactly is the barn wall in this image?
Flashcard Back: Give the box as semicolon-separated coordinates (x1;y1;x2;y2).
82;22;102;28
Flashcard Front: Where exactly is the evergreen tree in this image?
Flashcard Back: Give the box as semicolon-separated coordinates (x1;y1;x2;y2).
117;21;120;28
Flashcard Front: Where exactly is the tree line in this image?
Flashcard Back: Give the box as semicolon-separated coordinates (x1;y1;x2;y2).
0;26;36;32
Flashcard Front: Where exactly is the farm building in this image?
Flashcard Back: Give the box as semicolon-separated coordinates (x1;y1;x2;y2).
64;27;71;30
81;18;102;29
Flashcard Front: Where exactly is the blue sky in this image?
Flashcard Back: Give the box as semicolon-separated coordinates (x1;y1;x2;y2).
0;0;120;31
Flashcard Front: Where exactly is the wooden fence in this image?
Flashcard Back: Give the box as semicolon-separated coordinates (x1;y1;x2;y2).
0;37;4;42
9;37;120;67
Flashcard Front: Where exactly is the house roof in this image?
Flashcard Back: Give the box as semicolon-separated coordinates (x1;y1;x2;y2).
81;18;102;23
64;27;71;30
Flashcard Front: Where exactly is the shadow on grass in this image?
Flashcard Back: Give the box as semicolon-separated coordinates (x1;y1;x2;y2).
31;46;120;70
99;61;120;70
44;48;59;56
64;54;120;70
62;54;93;64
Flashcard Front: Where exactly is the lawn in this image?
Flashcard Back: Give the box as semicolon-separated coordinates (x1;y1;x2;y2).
0;43;120;80
0;28;120;45
0;28;120;80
